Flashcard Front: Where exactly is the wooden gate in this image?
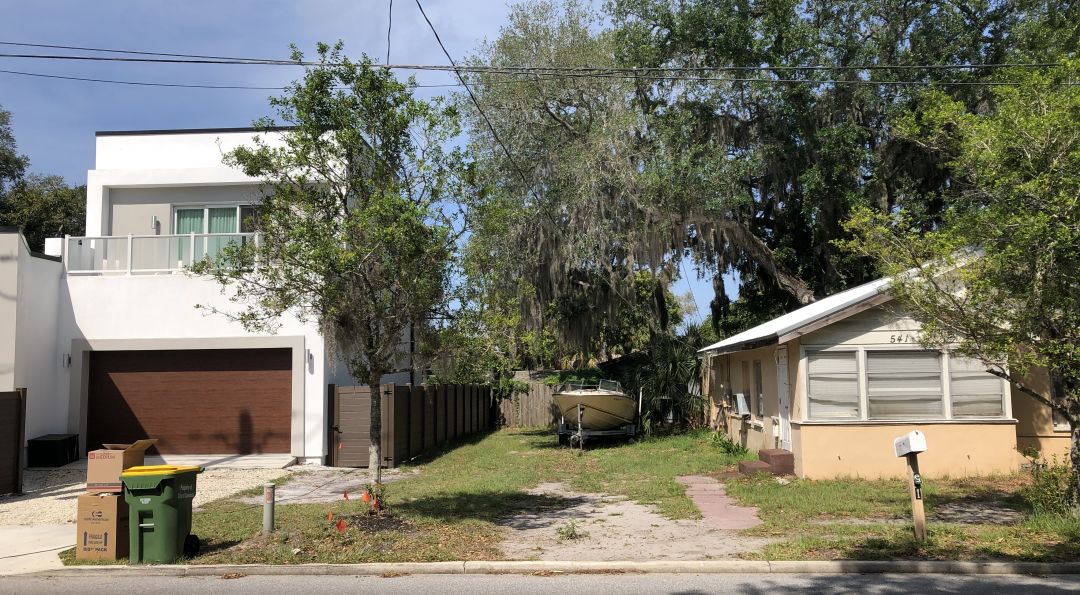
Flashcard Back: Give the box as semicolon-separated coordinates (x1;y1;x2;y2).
328;383;492;468
0;388;27;495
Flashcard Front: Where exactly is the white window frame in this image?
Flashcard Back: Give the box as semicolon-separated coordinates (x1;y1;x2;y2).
172;204;252;234
800;344;1011;423
753;360;764;417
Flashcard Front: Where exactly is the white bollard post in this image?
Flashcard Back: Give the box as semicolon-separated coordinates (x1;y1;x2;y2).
263;483;275;534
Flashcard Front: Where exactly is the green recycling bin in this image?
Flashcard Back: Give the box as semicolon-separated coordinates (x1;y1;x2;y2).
121;464;203;563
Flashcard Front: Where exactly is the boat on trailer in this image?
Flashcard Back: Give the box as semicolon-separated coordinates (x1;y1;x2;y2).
554;379;639;447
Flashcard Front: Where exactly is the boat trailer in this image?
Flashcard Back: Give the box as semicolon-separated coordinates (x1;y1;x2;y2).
557;399;639;449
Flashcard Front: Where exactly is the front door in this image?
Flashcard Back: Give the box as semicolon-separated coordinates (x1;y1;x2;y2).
776;346;792;450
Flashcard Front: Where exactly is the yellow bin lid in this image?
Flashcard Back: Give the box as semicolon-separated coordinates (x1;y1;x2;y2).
121;464;203;477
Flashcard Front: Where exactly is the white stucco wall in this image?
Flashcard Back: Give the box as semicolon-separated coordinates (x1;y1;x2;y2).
86;130;286;237
13;245;62;442
0;233;18;392
57;274;328;461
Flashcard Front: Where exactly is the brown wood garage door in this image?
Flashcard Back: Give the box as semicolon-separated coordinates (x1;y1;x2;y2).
87;349;292;455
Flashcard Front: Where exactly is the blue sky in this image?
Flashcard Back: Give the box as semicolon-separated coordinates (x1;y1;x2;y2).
0;0;723;317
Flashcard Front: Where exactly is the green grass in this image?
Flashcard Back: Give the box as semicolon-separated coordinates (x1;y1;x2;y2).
725;472;1080;561
63;428;750;565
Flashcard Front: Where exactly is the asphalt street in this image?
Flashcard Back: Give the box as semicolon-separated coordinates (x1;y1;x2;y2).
2;573;1078;594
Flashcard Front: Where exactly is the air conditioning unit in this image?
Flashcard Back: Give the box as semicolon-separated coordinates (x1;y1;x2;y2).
733;393;751;419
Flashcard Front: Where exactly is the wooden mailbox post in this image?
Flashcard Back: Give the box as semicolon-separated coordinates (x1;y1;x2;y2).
894;430;928;543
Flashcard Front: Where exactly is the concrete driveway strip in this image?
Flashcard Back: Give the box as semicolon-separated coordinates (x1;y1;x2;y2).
0;524;72;576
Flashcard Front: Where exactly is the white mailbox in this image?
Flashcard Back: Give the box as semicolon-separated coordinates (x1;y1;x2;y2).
894;430;928;457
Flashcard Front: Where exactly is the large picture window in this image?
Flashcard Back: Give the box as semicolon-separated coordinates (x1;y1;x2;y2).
806;347;1009;422
807;352;860;419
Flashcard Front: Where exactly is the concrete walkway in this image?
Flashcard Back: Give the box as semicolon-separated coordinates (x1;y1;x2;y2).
676;475;761;530
0;523;71;576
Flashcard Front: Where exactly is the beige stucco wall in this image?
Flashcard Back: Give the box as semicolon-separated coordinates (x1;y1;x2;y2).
711;345;788;452
108;185;262;236
1011;367;1071;461
794;422;1020;479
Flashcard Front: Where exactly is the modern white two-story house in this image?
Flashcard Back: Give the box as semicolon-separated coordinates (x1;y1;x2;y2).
1;127;414;465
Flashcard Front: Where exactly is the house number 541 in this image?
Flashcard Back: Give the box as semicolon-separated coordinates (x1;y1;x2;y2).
889;334;917;343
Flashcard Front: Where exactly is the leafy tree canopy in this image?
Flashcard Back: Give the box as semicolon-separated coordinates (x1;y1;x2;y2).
845;60;1080;492
457;0;1078;360
0;175;85;251
204;42;465;476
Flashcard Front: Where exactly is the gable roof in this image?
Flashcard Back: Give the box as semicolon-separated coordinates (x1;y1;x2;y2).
698;277;892;355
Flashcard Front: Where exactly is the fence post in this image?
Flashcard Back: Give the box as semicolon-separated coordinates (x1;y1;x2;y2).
188;232;196;266
126;234;133;274
15;388;26;495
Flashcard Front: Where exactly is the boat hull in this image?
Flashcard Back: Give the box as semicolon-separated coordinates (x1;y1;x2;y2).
554;390;637;431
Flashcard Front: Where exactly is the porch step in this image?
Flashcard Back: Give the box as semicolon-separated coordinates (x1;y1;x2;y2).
737;460;772;475
758;449;795;475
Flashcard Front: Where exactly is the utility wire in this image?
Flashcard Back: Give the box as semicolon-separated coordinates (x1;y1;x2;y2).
0;45;1063;73
386;0;394;65
0;67;484;90
412;0;535;196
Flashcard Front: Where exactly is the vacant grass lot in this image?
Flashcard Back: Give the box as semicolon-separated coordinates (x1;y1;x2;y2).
63;428;749;565
725;472;1080;561
60;429;1078;564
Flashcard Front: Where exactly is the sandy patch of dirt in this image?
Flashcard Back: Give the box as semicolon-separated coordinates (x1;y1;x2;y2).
0;467;291;525
497;482;772;561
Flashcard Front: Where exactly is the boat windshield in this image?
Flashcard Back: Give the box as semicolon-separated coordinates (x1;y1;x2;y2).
558;379;624;394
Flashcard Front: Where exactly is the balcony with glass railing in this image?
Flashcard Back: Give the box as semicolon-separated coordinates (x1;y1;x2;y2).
64;233;256;275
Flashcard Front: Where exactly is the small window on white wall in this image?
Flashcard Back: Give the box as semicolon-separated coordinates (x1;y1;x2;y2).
807;351;860;419
949;356;1005;418
867;351;943;419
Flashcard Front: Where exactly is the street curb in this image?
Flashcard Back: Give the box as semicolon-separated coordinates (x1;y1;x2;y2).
25;560;1080;577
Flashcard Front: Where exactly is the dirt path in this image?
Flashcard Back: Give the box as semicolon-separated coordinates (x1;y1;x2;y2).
497;482;772;561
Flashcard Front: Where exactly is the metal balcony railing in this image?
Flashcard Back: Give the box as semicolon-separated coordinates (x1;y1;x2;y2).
64;233;257;275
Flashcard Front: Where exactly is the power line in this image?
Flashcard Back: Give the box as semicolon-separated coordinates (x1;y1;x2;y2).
386;0;394;65
0;68;287;89
0;43;1062;72
0;67;479;90
412;0;535;195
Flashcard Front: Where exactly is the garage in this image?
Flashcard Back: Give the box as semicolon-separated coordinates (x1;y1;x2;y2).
87;348;293;455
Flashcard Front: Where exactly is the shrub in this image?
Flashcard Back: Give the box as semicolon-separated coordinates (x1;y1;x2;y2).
711;431;749;457
1021;453;1078;516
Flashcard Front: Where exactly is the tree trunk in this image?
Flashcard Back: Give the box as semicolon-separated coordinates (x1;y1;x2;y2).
369;385;383;484
1071;417;1080;503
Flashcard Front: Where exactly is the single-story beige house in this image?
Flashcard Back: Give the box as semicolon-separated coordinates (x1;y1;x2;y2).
699;278;1070;479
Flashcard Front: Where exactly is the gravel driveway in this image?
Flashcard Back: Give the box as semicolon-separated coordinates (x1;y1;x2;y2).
0;467;294;525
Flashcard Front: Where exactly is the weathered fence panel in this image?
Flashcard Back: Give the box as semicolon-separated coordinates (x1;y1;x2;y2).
329;383;493;468
498;371;560;428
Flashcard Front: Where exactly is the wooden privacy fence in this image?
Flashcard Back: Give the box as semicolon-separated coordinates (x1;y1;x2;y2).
0;388;27;495
498;370;560;428
328;383;493;468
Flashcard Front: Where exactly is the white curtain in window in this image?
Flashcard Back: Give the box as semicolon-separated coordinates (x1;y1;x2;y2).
867;351;943;419
808;352;860;419
949;356;1004;417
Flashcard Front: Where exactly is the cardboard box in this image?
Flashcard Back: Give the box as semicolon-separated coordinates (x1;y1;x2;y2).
86;439;157;493
75;493;129;561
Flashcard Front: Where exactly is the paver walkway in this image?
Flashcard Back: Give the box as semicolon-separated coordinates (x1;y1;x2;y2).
676;475;762;530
